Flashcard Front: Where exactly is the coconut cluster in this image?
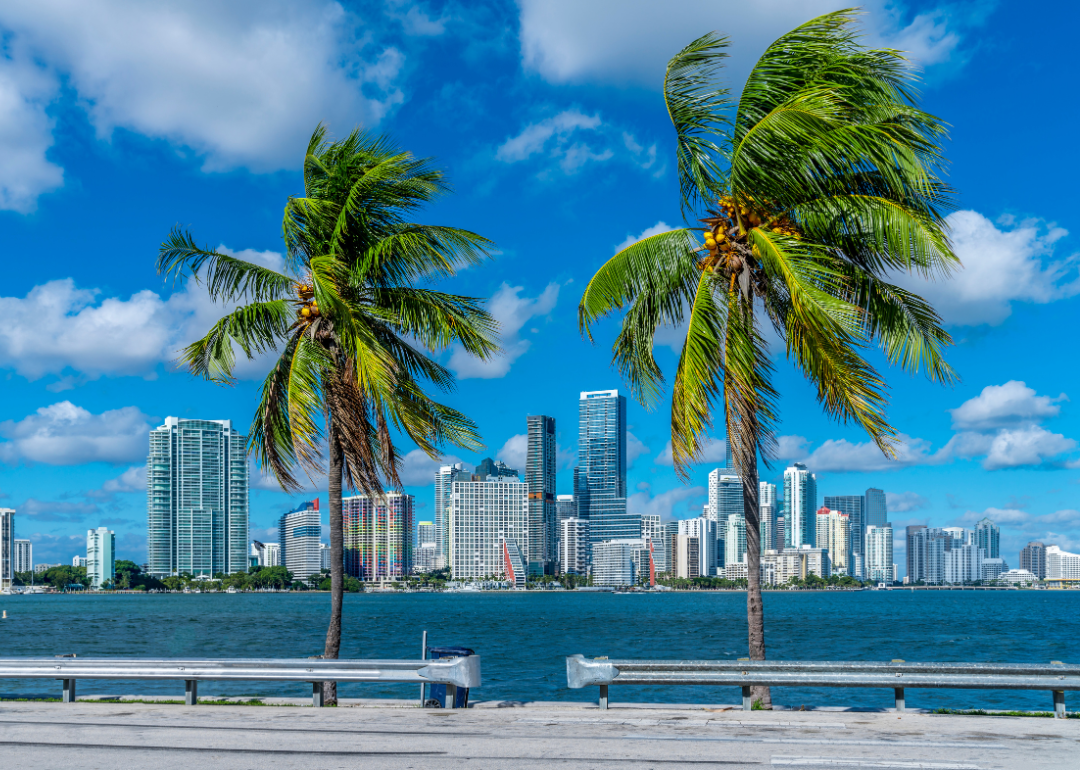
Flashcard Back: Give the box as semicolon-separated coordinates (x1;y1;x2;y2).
700;195;801;270
295;282;321;320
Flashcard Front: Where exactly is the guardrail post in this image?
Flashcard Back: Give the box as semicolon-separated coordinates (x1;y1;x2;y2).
62;679;76;703
742;686;752;711
599;684;609;710
185;680;198;706
312;683;324;708
894;688;905;712
1053;690;1065;719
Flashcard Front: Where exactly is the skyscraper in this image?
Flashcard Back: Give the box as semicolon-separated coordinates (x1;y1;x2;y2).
449;476;528;582
0;508;13;592
556;495;577;523
86;527;116;589
560;518;590;576
866;524;894;582
147;417;249;577
724;514;747;566
14;539;31;574
578;390;635;545
526;415;557;575
864;488;887;528
343;492;414;582
975;517;1000;559
435;462;471;569
759;482;777;552
640;513;666;573
1019;541;1046;579
824;495;864;576
708;469;744;527
815;508;851;575
906;524;927;583
475;457;518;479
279;500;322;582
783;463;817;548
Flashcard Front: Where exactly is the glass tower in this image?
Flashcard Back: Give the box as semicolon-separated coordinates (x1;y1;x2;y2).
526;415;557;575
146;417;248;577
279;499;322;582
578;390;635;546
783;463;817;548
824;495;865;577
864;488;887;528
975;517;1000;559
0;508;13;592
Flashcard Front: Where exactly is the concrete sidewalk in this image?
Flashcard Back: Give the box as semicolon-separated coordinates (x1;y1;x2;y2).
0;699;1074;768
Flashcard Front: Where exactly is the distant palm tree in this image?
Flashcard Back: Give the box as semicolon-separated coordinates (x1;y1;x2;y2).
579;11;957;707
159;126;499;704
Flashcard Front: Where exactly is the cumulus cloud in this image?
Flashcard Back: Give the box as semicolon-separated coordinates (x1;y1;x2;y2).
895;211;1080;326
979;426;1076;471
627;481;706;521
0;53;64;212
495;109;657;176
448;281;559;379
496;434;528;471
949;380;1067;430
0;401;152;466
654;438;728;467
886;491;929;513
399;449;463;487
17;497;102;522
627;432;650;468
0;1;405;188
518;0;975;88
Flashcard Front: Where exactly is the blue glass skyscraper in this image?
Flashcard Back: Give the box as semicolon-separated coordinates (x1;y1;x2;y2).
578;390;636;546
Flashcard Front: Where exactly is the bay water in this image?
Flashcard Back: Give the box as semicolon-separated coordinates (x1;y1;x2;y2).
1;590;1075;711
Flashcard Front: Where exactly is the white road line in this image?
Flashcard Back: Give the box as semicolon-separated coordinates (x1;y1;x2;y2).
771;758;981;769
622;735;1004;749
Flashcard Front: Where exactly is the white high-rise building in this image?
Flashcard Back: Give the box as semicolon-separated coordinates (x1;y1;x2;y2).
560;518;590;576
0;508;13;591
708;469;743;527
87;527;116;589
759;482;777;552
147;417;249;577
592;539;644;586
640;513;666;573
981;558;1007;583
73;555;87;568
679;517;718;575
815;508;852;575
865;525;894;583
725;513;747;566
783;463;817;549
435;462;471;570
449;476;528;582
14;538;32;575
1046;546;1080;583
944;541;983;584
279;500;322;582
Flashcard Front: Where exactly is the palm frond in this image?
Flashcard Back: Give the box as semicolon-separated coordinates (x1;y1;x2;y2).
158;228;294;302
178;300;292;383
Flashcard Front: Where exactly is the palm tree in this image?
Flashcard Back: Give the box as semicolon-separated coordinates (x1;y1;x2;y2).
159;126;499;704
579;11;956;707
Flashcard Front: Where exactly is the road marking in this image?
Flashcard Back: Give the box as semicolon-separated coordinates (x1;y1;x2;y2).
771;758;981;769
623;735;1004;749
0;740;444;757
516;717;846;729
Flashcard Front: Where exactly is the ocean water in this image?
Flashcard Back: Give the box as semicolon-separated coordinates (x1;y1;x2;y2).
1;590;1076;711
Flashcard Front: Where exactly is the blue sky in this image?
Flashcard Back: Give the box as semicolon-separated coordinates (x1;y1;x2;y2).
1;0;1078;574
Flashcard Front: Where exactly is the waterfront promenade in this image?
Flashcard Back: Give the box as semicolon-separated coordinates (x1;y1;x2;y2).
0;699;1073;768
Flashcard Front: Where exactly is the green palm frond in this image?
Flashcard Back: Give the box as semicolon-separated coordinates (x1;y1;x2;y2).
179;300;293;383
158;228;294;303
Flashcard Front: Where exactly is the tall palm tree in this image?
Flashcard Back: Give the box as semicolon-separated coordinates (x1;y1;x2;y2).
159;126;499;704
579;11;957;707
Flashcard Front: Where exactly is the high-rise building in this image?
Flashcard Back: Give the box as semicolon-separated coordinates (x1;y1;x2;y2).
783;463;817;548
526;415;557;575
279;500;323;582
556;495;577;523
679;517;719;574
435;462;471;569
725;514;747;566
475;457;518;479
824;495;865;577
73;555;87;568
905;524;927;583
775;515;785;552
14;538;32;574
592;539;644;586
449;476;528;582
320;543;331;571
815;507;852;575
1019;541;1046;579
759;482;777;552
343;493;414;582
578;390;635;548
981;558;1007;583
147;417;249;577
864;488;887;528
640;513;666;573
672;533;702;578
708;469;744;527
865;525;894;583
87;527;116;589
944;540;983;584
250;540;281;568
975;517;1000;559
0;508;13;591
1046;546;1080;583
414;520;437;572
560;518;590;576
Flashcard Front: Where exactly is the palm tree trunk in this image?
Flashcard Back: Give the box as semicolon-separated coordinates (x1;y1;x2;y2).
322;414;344;705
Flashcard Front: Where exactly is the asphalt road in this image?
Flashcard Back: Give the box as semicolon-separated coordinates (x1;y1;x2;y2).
0;700;1074;769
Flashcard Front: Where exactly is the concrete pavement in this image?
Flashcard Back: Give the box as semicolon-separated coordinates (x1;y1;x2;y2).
0;699;1074;768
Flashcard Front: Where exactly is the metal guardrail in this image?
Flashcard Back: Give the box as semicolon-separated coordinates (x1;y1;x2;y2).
566;656;1078;718
0;656;481;708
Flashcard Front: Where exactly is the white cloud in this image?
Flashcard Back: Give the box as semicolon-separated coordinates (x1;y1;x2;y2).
796;433;940;473
949;380;1067;430
980;425;1076;471
399;449;462;486
448;281;560;379
654;437;728;467
627;432;650;468
0;0;405;204
496;109;658;176
0;245;285;384
886;491;929;513
775;435;810;460
0;401;152;465
896;211;1079;326
627;482;706;521
518;0;974;88
102;465;147;493
496;433;528;471
614;221;675;254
